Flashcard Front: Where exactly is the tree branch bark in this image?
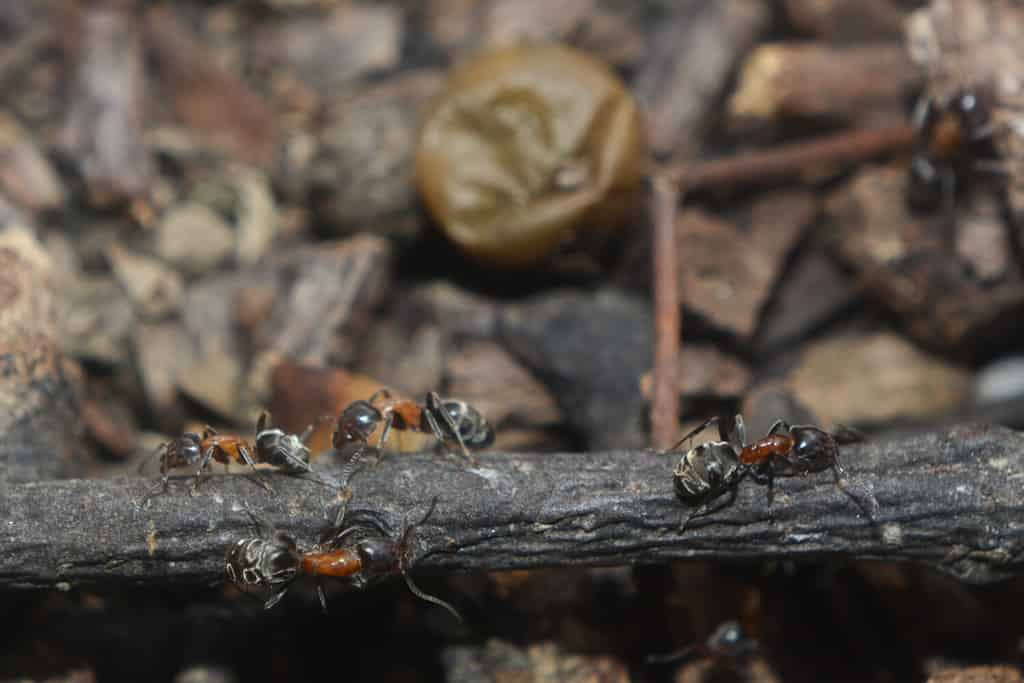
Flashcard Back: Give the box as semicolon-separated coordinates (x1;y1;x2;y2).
2;424;1023;590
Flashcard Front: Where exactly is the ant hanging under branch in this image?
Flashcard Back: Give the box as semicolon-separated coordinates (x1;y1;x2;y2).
225;500;463;623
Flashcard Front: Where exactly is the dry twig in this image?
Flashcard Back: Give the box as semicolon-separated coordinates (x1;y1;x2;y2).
2;424;1023;590
665;122;916;191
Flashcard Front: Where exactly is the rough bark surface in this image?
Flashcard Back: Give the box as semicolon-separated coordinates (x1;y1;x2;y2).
2;424;1023;590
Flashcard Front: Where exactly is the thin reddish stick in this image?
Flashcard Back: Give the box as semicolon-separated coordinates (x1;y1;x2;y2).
665;122;915;190
650;175;681;450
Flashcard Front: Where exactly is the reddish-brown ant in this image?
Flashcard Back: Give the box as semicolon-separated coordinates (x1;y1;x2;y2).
332;389;493;464
140;411;332;506
140;426;272;505
225;500;463;622
647;620;759;667
737;417;878;520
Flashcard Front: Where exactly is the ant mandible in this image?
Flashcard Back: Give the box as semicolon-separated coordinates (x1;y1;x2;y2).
332;389;493;464
225;500;463;622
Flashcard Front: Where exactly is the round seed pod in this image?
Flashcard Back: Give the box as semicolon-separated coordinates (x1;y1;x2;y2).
415;44;646;269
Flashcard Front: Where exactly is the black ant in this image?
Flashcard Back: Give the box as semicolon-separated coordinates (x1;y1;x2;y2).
225;500;463;622
647;620;759;668
332;389;493;464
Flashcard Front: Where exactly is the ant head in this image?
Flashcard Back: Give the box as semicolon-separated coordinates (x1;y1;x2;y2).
169;433;203;465
906;154;943;211
789;426;836;470
355;537;398;575
335;400;383;446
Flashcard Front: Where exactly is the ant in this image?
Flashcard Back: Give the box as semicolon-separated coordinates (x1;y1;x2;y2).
907;88;1001;214
671;415;878;527
332;389;493;464
225;500;463;622
647;620;759;668
140;425;272;505
140;411;328;506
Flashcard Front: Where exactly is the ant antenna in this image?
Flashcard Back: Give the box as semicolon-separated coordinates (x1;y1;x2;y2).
401;571;464;624
137;441;167;474
396;496;464;623
645;644;699;665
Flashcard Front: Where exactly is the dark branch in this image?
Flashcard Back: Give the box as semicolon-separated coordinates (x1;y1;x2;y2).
2;424;1023;591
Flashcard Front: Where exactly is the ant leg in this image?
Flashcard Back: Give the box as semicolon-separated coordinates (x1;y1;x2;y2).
940;166;957;251
137;442;167;475
378;412;394;451
256;411;269;434
395;498;463;622
238;445;275;493
333;486;354;528
767;419;790;436
680;504;707;531
298;424;315;444
669;417;721;452
401;571;464;624
725;414;746;449
680;487;738;531
832;424;867;445
189;447;217;496
264;586;290;610
368;388;393;406
316;580;329;614
645;644;698;666
423;406;476;466
829;455;880;522
138;474;169;508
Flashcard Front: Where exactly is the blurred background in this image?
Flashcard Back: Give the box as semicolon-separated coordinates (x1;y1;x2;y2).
2;0;1024;681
